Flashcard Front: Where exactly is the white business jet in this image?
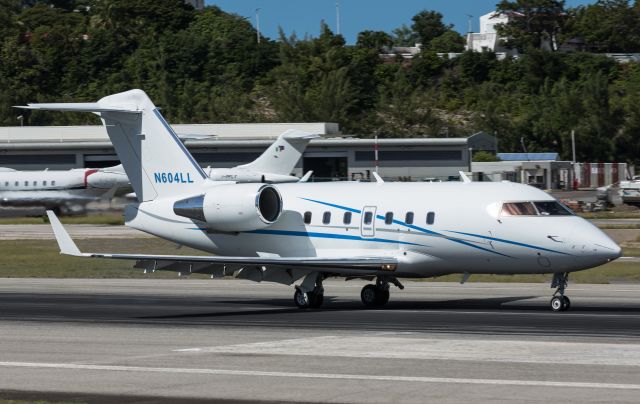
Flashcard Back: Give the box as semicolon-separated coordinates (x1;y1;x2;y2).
20;90;621;311
0;164;129;214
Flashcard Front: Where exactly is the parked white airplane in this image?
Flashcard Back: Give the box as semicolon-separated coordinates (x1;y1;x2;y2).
0;165;129;214
22;90;621;311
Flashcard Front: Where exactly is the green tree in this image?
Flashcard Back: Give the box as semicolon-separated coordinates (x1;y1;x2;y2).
496;0;567;51
411;10;450;46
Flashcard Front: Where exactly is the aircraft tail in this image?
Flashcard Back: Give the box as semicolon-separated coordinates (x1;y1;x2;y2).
238;129;319;175
18;90;207;201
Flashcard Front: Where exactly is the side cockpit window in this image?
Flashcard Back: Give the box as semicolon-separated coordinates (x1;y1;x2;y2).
500;202;537;216
501;201;574;217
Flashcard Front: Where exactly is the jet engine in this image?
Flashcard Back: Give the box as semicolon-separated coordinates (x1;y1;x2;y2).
173;183;282;232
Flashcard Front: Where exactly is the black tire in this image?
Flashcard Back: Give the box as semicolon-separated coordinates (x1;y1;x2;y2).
361;284;378;307
375;289;390;306
309;292;324;308
294;289;309;309
562;296;571;311
550;296;564;312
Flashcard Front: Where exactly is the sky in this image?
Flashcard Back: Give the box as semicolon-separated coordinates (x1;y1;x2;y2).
206;0;596;44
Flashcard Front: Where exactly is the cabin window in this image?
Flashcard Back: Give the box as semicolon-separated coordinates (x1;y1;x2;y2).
405;212;414;225
33;181;37;186
343;212;352;225
43;181;47;186
14;181;18;186
501;202;537;216
322;211;331;224
364;211;373;225
426;211;435;225
24;181;28;186
385;212;394;225
51;181;56;186
303;211;312;224
534;201;573;216
4;181;8;187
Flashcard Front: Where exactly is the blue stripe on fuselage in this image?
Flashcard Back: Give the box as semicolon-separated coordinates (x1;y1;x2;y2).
300;198;361;213
444;230;570;256
246;229;425;246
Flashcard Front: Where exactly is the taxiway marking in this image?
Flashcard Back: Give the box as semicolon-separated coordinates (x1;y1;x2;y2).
0;361;639;390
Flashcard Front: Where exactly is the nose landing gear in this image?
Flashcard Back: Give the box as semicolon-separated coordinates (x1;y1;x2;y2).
550;272;570;312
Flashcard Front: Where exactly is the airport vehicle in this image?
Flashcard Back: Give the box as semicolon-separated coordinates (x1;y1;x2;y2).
23;90;621;311
0;164;129;214
619;176;640;206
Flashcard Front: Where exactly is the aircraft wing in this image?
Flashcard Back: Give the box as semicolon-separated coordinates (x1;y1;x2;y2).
47;211;397;283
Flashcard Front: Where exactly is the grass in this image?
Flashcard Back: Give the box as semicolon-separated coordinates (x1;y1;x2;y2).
0;214;124;225
0;239;209;279
578;211;640;219
596;224;640;229
1;239;639;283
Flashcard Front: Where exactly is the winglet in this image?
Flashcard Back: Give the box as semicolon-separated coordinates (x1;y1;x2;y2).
299;171;313;183
459;171;472;183
46;210;83;256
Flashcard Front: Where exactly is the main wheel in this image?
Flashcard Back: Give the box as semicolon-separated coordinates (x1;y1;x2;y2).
308;292;324;308
550;296;565;312
562;296;571;311
376;289;390;306
361;284;378;307
294;289;310;309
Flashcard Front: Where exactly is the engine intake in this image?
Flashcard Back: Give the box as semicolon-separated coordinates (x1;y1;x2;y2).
173;184;282;232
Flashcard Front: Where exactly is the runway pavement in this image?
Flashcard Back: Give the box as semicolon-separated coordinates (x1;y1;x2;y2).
1;279;640;403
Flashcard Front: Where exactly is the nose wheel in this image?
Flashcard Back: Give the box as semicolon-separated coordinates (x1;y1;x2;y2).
550;272;570;312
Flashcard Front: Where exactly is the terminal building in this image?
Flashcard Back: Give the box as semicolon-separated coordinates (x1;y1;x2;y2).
0;123;497;182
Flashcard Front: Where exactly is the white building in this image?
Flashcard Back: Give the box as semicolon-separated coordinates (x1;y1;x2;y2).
466;12;518;59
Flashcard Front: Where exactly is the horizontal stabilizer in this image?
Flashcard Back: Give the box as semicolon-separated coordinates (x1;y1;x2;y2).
280;129;320;140
15;103;140;113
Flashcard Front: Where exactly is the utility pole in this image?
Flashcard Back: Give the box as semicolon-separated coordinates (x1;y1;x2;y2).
255;8;261;44
571;129;576;164
336;1;340;35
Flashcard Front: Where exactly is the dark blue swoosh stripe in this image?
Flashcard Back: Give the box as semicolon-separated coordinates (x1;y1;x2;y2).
445;230;570;256
246;229;425;247
302;197;512;257
300;198;361;213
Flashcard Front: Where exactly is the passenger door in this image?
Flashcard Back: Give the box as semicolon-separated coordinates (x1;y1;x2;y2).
360;206;376;238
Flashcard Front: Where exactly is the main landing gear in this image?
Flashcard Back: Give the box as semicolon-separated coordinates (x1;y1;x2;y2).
550;272;571;312
294;272;325;309
360;277;403;308
293;274;404;309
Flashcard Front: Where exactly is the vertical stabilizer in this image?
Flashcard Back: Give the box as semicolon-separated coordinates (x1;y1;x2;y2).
238;129;319;175
19;90;207;201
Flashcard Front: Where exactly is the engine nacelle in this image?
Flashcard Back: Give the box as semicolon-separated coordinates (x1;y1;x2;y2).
173;183;282;232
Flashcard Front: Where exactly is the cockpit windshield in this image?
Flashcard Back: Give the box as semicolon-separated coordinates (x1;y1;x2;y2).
534;201;573;216
500;201;574;217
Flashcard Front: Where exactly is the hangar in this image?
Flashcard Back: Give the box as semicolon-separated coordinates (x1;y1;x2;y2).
0;123;496;181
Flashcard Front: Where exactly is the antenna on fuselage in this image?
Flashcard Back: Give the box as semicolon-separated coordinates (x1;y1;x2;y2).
459;171;472;183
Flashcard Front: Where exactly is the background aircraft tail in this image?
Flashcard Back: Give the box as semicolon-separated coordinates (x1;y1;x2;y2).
238;129;319;175
19;90;207;201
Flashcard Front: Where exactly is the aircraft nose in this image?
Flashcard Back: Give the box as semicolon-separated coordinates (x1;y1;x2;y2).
593;237;622;261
